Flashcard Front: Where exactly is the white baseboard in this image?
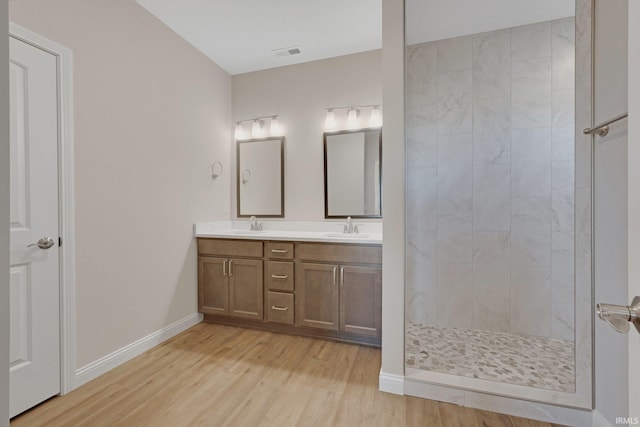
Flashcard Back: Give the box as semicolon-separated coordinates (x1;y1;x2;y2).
379;371;405;395
74;313;203;388
593;410;613;427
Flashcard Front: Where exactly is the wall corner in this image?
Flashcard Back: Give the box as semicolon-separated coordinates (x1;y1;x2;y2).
381;0;406;378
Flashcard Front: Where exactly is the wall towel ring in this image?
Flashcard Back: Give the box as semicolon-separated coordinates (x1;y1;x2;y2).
242;169;251;184
211;161;223;179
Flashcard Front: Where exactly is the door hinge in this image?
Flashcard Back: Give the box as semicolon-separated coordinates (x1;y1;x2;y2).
59;237;62;247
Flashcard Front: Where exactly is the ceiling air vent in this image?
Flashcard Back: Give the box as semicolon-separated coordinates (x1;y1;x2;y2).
273;46;302;58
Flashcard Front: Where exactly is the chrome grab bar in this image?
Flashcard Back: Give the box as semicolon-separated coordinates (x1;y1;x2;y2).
583;112;628;137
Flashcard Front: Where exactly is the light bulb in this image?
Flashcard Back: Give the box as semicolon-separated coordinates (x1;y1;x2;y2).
369;107;382;127
270;117;281;136
347;109;359;129
234;123;245;140
324;110;336;131
251;120;263;137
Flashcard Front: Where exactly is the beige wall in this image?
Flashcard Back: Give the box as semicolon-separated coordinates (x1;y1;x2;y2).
1;0;10;424
231;50;382;221
9;0;232;367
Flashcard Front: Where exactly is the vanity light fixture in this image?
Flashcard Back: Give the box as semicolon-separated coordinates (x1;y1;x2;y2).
270;116;282;136
324;105;382;131
251;120;263;137
347;108;359;129
234;115;282;140
324;109;337;131
234;123;245;140
369;106;382;127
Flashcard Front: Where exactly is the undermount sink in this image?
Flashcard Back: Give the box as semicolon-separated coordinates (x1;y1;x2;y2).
323;233;370;239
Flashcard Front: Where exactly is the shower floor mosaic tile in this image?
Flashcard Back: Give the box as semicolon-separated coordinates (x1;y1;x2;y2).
405;322;575;393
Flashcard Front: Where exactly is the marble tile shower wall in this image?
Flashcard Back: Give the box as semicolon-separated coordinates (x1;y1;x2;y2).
406;18;575;341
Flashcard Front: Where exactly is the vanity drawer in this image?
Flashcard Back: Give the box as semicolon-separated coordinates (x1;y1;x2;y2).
266;292;294;325
265;242;294;260
198;238;262;258
265;261;294;291
296;243;382;265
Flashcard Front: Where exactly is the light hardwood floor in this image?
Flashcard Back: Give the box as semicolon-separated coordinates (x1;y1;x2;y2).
11;323;568;427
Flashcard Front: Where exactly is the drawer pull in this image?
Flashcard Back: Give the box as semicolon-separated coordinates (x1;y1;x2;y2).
271;249;288;254
271;305;289;311
271;274;289;279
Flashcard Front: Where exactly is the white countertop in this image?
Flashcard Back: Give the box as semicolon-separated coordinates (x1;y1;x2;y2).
194;220;382;245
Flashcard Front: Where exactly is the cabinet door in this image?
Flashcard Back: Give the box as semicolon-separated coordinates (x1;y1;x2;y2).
295;262;339;330
229;258;264;320
339;265;382;337
198;256;229;316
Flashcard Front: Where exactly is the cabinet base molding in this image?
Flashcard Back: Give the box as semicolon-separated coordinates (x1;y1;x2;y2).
203;314;381;347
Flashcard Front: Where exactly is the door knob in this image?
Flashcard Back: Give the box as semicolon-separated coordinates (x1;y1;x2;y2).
597;296;640;334
27;237;56;250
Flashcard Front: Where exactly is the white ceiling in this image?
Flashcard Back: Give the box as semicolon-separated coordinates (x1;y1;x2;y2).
135;0;574;76
135;0;382;75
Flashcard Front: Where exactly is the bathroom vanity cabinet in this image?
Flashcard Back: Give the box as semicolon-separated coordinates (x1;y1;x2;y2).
264;242;295;325
296;243;382;337
197;239;263;320
197;237;382;346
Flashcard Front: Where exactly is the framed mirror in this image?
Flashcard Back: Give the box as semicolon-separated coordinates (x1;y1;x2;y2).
237;137;284;217
324;128;382;218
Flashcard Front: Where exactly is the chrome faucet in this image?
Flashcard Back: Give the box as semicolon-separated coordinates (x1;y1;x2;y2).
343;216;359;234
249;216;262;231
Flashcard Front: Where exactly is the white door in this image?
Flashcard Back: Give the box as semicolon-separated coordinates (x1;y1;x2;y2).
9;36;61;418
629;1;640;417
